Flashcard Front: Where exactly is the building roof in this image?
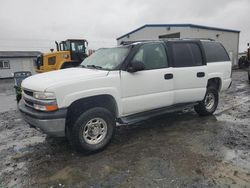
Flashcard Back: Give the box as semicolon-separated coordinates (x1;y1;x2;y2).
0;51;41;58
117;24;240;40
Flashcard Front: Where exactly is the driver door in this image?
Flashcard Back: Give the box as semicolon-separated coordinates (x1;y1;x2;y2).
120;43;174;116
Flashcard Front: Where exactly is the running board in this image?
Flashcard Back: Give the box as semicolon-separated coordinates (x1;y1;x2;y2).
117;102;198;125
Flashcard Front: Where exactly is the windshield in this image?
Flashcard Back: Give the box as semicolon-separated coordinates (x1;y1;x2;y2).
81;47;129;70
62;41;86;52
71;41;86;52
63;41;70;51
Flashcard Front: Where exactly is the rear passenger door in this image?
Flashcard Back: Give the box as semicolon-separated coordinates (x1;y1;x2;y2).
169;41;207;104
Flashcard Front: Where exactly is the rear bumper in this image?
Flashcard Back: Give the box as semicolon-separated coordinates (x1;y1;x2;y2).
18;100;67;137
221;78;232;91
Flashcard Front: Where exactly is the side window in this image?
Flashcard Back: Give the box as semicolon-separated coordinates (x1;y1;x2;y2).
71;43;76;51
172;42;203;67
132;43;168;70
0;60;10;69
202;41;230;63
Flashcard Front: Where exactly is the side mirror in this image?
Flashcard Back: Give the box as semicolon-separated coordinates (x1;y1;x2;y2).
128;61;145;73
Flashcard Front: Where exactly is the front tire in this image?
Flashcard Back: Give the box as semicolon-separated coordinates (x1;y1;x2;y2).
68;107;115;153
194;86;219;116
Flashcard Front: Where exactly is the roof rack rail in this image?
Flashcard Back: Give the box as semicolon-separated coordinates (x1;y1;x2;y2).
120;40;156;45
181;38;215;41
119;38;215;45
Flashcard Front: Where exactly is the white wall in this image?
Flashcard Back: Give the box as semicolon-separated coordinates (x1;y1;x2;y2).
185;28;239;65
0;58;37;79
117;26;188;43
117;26;239;65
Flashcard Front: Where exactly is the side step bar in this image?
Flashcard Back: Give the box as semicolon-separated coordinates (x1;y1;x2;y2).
117;102;198;125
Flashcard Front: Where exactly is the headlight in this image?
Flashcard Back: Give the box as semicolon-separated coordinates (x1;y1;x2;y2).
33;91;56;100
33;91;58;111
33;103;58;111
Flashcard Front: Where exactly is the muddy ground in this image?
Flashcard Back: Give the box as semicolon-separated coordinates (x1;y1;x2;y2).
0;70;250;188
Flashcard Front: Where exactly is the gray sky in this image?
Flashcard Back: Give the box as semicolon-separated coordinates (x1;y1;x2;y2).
0;0;249;52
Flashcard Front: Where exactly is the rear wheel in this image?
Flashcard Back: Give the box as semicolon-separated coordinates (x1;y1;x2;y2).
238;57;244;69
67;107;115;153
248;70;250;84
194;86;219;116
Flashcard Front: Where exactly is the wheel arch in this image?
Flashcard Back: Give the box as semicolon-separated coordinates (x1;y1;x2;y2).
207;77;222;91
66;94;119;128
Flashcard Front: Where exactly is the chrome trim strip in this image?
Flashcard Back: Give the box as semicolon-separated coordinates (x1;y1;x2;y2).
23;93;57;105
23;99;34;108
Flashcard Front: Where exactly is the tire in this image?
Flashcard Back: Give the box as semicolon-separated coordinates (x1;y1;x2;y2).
248;71;250;84
194;86;219;116
238;59;244;69
68;107;116;153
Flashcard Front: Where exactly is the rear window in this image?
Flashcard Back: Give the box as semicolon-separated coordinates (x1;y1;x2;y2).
172;42;203;67
202;41;230;63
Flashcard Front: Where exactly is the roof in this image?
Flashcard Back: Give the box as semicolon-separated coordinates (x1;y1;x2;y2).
0;51;41;58
116;24;240;40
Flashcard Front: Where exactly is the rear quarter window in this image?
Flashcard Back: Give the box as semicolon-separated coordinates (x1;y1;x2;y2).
171;42;203;67
202;41;230;63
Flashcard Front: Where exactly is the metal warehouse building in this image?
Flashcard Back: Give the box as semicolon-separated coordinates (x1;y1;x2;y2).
0;51;41;79
117;24;240;65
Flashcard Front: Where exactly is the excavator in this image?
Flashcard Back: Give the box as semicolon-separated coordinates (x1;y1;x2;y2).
35;39;88;73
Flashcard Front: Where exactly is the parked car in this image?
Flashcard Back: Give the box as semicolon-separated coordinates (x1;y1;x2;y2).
19;39;232;153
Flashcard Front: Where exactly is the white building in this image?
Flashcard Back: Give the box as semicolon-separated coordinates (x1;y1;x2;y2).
117;24;240;65
0;51;40;79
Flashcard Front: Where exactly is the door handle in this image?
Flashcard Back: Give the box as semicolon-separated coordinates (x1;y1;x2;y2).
197;72;205;78
164;73;173;80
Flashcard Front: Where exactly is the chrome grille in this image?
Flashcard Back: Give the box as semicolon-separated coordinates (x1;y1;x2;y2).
24;99;34;108
23;89;33;97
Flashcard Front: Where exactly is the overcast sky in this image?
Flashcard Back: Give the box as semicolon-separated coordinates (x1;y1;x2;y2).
0;0;249;52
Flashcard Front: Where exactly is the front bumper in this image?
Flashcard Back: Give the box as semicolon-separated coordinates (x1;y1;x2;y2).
18;100;67;137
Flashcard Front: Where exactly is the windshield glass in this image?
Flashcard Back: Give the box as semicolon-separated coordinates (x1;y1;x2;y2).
81;47;129;70
71;41;86;52
62;41;86;52
63;41;70;51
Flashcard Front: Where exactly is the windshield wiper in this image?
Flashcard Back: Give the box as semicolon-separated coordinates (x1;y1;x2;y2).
86;65;103;69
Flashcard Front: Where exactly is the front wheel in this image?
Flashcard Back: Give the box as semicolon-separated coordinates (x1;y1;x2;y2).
68;107;116;153
194;87;219;116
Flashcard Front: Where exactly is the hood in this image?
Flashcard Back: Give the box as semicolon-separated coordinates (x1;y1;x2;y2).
22;68;109;91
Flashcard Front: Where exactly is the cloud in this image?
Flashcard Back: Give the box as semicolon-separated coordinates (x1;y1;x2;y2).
0;0;249;51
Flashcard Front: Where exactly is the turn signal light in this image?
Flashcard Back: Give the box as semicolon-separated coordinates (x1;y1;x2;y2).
34;104;58;112
45;105;58;111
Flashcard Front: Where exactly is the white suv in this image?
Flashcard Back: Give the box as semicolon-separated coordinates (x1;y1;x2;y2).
19;39;232;153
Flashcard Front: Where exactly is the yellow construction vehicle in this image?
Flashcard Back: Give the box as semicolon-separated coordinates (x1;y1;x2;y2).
35;39;88;73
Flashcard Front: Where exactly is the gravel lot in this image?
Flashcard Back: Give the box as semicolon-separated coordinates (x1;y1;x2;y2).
0;70;249;188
